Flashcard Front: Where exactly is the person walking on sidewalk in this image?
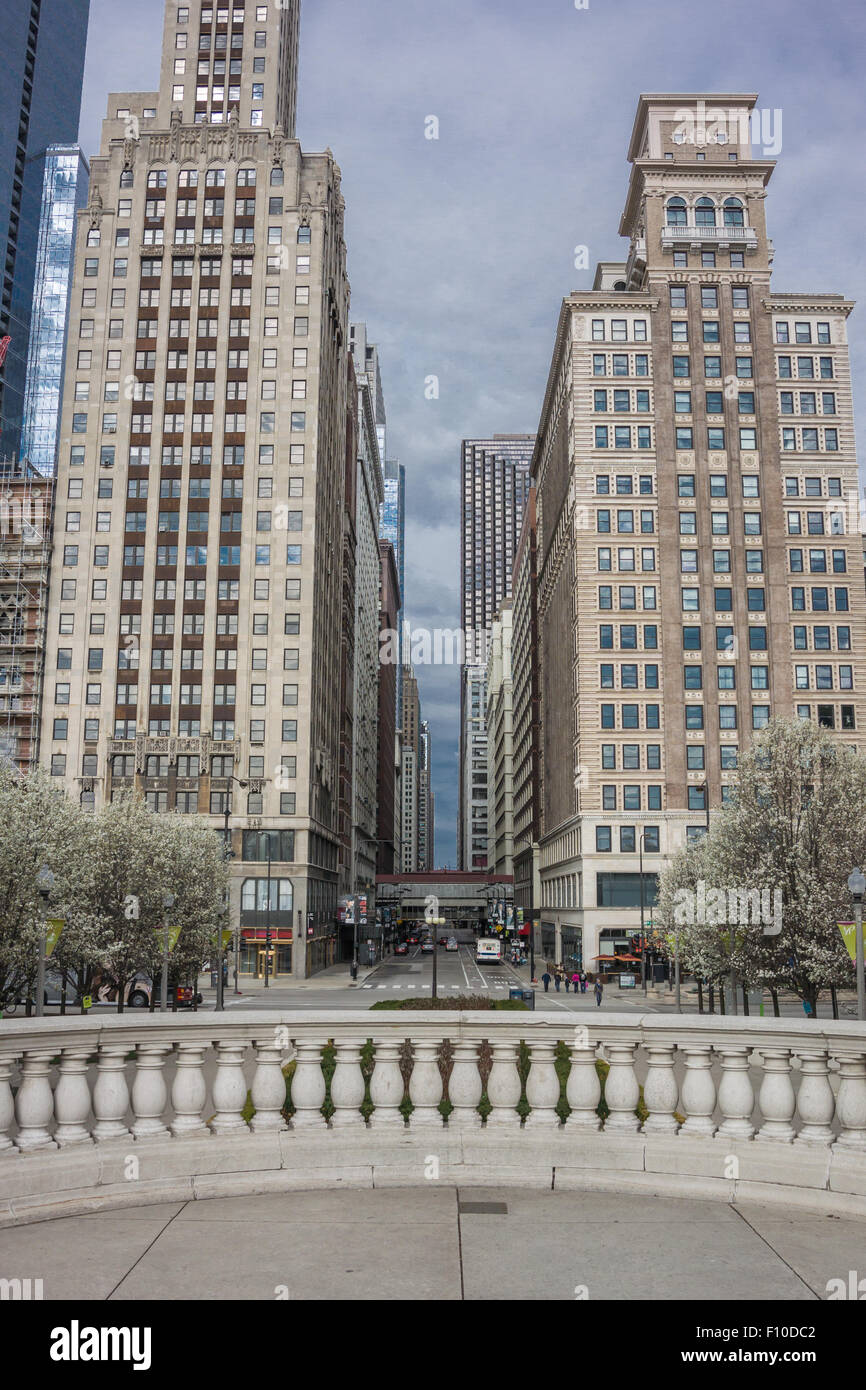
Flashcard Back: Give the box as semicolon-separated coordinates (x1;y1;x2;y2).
564;972;570;992
554;968;561;992
542;969;552;993
595;978;604;1008
572;972;580;994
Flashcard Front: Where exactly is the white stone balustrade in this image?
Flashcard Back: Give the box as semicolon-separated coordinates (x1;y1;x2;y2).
0;1012;864;1225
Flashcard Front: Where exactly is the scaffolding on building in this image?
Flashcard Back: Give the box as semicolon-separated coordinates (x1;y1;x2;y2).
0;457;52;772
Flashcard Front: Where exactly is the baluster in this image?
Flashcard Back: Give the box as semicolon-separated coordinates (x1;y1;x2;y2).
641;1044;679;1136
14;1051;56;1151
524;1040;561;1128
170;1042;208;1137
54;1050;93;1146
131;1043;170;1139
602;1042;640;1133
287;1040;324;1129
485;1041;522;1128
210;1042;250;1134
330;1041;366;1128
368;1041;406;1129
794;1049;835;1146
92;1045;131;1141
407;1040;444;1126
0;1056;18;1152
715;1046;755;1140
678;1045;717;1137
755;1049;795;1143
250;1039;290;1132
448;1042;482;1128
833;1052;866;1151
565;1045;602;1131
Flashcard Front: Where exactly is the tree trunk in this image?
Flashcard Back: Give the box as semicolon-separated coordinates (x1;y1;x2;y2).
742;984;750;1016
708;983;715;1015
831;984;839;1020
771;989;780;1017
697;980;704;1015
719;983;726;1016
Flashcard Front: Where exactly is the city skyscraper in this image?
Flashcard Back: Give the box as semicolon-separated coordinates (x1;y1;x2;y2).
400;662;420;872
38;0;351;978
0;0;91;460
533;91;866;974
20;146;90;474
458;433;534;869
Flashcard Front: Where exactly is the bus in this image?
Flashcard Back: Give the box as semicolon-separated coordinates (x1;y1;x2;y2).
476;937;502;965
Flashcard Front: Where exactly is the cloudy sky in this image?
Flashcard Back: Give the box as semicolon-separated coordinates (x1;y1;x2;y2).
79;0;866;866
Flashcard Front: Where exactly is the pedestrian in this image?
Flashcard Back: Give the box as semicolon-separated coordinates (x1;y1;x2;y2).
554;968;561;992
572;972;580;993
564;973;570;992
542;969;551;993
581;973;587;994
595;978;603;1008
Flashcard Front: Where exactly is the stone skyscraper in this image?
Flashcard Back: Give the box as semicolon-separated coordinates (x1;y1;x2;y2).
38;0;351;978
458;433;533;869
534;92;866;974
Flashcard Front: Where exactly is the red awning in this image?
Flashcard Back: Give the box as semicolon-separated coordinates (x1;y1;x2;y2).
242;929;292;941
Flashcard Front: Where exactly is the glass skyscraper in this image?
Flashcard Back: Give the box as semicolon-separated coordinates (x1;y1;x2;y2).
0;0;90;459
20;146;88;474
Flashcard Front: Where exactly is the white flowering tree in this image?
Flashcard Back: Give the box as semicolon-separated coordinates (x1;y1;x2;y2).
656;718;866;1016
64;793;229;1011
0;763;83;1010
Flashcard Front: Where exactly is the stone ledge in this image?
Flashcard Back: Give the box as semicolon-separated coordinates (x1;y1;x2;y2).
2;1126;865;1226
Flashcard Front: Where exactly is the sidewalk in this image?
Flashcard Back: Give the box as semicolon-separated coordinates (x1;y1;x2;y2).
198;959;379;1000
3;1186;858;1300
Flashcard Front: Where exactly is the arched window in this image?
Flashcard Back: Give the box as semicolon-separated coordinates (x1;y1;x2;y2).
723;197;744;227
666;197;687;227
695;197;716;227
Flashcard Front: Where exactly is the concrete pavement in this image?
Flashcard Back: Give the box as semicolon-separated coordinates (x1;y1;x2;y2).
3;1187;859;1300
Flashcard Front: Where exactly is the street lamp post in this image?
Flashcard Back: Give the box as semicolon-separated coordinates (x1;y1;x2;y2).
264;835;272;989
848;867;866;1022
639;833;647;994
222;777;246;997
35;866;55;1019
160;891;175;1013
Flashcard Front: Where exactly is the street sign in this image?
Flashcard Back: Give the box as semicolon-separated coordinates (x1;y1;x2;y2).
44;919;65;957
838;922;857;962
82;995;92;1011
154;924;182;952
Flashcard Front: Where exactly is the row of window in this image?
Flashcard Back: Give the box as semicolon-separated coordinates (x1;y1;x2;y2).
111;718;297;741
70;443;307;469
57;576;302;604
600;743;737;772
118;543;305;567
596;825;660;853
669;320;752;345
668;284;751;309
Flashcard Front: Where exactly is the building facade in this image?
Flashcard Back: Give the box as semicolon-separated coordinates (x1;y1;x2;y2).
399;662;420;872
376;538;400;875
458;433;534;868
38;0;351;978
351;351;384;899
0;0;91;460
486;603;514;877
511;488;540;924
534;91;866;974
20;146;90;475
